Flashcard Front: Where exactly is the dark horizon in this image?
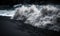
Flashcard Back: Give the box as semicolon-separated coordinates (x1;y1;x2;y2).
0;0;60;6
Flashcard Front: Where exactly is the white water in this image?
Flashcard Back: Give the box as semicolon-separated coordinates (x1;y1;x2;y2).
0;4;60;31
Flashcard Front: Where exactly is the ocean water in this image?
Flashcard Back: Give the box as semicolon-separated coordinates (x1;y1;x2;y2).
0;4;60;31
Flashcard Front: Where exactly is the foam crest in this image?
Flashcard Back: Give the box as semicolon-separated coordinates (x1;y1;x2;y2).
13;5;60;31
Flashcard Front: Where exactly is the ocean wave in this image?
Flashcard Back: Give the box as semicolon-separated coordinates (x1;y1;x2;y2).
0;4;60;31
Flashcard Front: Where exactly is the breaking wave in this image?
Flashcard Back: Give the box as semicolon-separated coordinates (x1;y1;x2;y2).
0;4;60;31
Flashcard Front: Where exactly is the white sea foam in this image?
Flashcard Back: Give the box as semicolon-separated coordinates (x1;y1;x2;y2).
0;4;60;31
13;4;60;31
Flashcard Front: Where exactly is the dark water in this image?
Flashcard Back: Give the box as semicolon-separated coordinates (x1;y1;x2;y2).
0;16;60;36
